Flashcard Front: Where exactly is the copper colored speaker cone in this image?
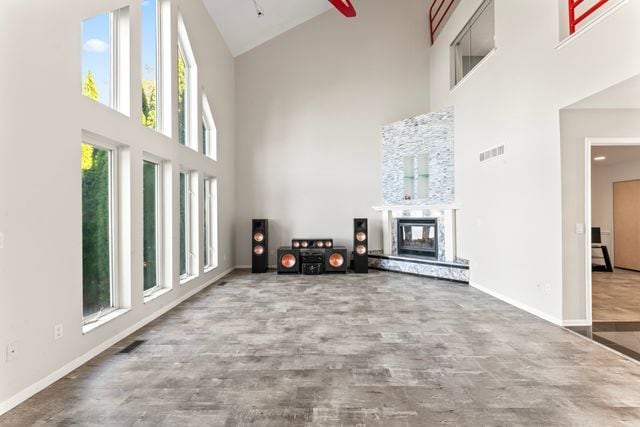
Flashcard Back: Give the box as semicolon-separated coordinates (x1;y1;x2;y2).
317;241;324;248
325;241;332;248
281;253;296;268
253;232;264;242
356;232;367;242
356;245;367;255
301;241;309;248
293;241;300;248
253;245;264;255
329;253;344;268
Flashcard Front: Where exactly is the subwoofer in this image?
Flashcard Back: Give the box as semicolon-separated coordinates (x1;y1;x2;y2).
277;247;299;274
353;218;368;273
252;219;268;273
325;246;348;274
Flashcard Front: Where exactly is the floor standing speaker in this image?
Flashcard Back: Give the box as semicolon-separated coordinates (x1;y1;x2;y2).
252;219;268;273
353;218;368;273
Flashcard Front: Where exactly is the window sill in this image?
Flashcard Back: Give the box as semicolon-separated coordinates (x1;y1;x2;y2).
143;287;172;304
82;308;130;335
180;274;198;285
449;48;497;94
204;265;218;274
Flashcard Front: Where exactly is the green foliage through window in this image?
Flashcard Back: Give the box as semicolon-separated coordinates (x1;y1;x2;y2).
143;161;158;291
82;144;112;316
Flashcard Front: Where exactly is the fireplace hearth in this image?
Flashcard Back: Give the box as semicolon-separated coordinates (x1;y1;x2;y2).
397;218;437;258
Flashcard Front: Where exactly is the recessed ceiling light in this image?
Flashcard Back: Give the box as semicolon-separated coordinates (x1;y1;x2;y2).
594;156;606;161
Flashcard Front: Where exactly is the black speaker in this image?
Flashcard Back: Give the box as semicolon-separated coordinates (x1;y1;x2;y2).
353;218;368;273
277;247;299;274
325;246;348;273
292;239;334;249
252;219;268;273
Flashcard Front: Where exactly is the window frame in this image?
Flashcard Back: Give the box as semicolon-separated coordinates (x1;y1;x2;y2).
449;0;495;88
202;93;217;160
177;16;198;151
141;0;171;135
81;7;130;115
203;177;218;271
81;138;120;322
179;170;198;282
142;156;164;297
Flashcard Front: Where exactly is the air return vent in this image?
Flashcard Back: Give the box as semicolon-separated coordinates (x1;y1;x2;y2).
479;145;505;162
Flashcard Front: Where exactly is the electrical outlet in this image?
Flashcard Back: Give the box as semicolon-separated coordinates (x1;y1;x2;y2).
54;324;64;340
545;283;552;294
0;232;4;249
6;341;18;362
223;254;227;261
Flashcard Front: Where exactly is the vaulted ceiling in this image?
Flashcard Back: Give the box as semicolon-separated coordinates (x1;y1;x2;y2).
202;0;336;57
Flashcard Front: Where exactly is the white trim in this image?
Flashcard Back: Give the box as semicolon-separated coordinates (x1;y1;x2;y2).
583;137;640;325
562;319;591;327
0;267;234;417
82;308;130;334
470;281;562;325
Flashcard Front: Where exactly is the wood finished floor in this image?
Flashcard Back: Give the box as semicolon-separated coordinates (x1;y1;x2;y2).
593;268;640;322
4;270;640;426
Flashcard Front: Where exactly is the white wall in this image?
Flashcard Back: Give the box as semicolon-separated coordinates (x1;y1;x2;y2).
560;109;640;322
591;153;640;265
428;0;640;324
0;0;235;412
234;0;431;266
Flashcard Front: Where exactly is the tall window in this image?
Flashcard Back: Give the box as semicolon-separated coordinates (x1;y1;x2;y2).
202;94;217;160
179;171;195;280
82;143;116;318
204;177;218;270
143;160;161;294
450;0;495;87
178;16;197;150
141;0;159;130
82;7;130;113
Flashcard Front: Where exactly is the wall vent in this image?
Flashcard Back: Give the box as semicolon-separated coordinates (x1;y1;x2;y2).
479;145;505;162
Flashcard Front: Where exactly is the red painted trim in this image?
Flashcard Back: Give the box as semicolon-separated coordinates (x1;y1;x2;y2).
569;0;610;34
429;0;456;45
328;0;356;18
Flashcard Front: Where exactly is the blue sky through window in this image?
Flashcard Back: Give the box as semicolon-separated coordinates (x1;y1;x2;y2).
141;0;158;82
82;13;110;106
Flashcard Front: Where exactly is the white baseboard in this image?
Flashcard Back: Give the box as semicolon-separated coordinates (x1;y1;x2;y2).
562;319;591;327
470;282;563;326
0;267;235;417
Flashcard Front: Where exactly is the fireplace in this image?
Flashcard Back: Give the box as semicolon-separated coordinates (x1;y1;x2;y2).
397;218;438;258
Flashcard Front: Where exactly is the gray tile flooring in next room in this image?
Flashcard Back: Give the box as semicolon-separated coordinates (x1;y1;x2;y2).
4;270;640;426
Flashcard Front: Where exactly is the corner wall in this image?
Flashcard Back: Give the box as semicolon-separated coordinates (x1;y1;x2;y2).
428;0;640;323
0;0;236;412
234;0;431;265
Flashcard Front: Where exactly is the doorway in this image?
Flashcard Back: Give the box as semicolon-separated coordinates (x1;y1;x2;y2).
586;140;640;358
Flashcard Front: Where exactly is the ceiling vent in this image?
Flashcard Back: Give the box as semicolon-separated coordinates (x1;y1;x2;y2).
479;145;505;162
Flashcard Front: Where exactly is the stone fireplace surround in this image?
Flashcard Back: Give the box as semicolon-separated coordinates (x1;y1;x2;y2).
369;205;469;283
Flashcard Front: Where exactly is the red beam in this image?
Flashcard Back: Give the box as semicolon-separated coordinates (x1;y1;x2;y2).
569;0;610;34
328;0;356;18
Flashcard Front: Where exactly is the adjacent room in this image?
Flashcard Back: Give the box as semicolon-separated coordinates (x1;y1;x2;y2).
2;0;640;424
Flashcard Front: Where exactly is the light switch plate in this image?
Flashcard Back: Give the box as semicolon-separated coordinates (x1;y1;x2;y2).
575;223;585;235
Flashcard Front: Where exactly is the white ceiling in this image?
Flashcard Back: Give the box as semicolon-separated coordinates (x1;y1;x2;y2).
592;146;640;166
568;74;640;109
203;0;333;57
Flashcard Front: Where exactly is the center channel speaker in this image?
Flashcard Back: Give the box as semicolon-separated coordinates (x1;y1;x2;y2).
277;247;299;274
252;219;268;273
325;247;348;273
353;218;368;273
